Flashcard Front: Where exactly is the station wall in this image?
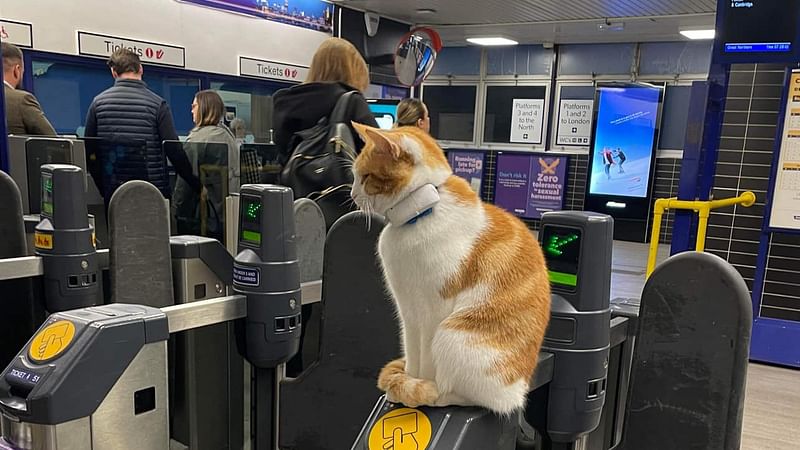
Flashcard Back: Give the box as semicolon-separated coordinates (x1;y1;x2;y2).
2;0;329;76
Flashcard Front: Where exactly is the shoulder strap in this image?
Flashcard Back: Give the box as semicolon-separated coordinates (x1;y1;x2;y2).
329;91;358;124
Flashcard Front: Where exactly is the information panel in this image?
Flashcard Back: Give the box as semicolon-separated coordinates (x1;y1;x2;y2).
715;0;800;64
557;99;593;146
447;150;484;194
510;99;545;144
494;153;568;220
769;70;800;230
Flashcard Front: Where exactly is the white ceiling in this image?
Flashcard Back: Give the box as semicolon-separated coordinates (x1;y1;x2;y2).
333;0;718;44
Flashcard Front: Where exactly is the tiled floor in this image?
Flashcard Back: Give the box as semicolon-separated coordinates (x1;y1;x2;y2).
613;240;800;450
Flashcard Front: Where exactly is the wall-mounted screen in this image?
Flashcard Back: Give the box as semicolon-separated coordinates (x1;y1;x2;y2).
179;0;333;32
368;100;399;130
588;84;662;199
714;0;800;64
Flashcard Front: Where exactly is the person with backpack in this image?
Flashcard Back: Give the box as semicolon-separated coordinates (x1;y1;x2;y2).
273;37;377;378
272;37;378;227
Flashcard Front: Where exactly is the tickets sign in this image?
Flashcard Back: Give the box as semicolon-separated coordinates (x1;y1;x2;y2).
239;57;309;83
78;31;186;67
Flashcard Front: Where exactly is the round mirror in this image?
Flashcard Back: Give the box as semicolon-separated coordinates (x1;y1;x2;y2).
394;27;442;87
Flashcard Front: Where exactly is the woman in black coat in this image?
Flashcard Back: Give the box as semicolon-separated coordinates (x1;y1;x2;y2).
273;37;378;377
272;37;378;164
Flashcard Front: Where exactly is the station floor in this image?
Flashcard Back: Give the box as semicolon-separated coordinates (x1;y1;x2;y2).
614;241;800;449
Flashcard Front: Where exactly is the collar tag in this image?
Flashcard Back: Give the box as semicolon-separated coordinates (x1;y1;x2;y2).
385;184;440;226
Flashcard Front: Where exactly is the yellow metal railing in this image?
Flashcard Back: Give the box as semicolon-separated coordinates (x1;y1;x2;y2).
646;191;756;278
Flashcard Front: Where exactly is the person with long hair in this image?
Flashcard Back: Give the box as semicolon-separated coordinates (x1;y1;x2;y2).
395;98;430;132
173;90;238;239
272;38;378;377
272;37;378;163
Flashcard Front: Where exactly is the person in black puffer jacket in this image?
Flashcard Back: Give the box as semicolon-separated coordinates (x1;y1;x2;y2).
84;48;201;203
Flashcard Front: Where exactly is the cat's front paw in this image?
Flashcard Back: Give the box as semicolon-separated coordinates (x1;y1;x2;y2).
377;358;406;392
396;379;439;408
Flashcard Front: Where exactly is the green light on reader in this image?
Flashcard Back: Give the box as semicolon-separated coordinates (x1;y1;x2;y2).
545;233;579;257
242;230;262;245
549;270;577;287
44;178;53;193
42;203;53;215
246;202;261;220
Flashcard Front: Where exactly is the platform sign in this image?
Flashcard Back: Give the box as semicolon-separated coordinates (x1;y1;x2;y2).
78;32;186;68
769;70;800;230
510;99;545;144
557;99;593;146
447;150;485;194
494;153;568;219
0;19;33;48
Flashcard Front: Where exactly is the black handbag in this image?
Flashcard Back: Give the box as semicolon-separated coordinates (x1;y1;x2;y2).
279;91;359;229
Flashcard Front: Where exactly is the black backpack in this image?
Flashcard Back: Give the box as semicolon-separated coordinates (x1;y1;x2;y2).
279;91;359;229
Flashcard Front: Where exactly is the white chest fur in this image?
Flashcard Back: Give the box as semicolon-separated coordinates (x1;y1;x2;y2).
378;193;486;317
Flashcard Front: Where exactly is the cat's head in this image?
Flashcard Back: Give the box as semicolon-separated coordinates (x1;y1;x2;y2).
350;123;451;216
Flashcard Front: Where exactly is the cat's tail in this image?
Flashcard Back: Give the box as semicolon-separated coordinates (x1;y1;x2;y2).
377;358;439;408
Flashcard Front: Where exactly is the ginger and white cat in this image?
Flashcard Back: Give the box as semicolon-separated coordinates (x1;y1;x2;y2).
350;123;551;415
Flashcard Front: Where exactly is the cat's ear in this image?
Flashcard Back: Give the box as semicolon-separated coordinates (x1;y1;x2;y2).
352;122;401;158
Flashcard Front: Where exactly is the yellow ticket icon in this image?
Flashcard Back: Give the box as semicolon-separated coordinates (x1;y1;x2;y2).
368;408;432;450
29;320;76;362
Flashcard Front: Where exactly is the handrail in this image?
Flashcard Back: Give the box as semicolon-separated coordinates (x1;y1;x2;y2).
646;191;756;278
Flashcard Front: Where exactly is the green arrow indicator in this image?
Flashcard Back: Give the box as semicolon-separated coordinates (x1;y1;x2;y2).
545;233;578;257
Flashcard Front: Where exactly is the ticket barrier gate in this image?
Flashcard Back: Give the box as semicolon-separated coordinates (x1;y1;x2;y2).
352;212;618;450
0;184;320;450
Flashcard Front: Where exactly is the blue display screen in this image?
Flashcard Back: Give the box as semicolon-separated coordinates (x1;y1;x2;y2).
588;85;662;199
368;102;399;130
725;43;792;53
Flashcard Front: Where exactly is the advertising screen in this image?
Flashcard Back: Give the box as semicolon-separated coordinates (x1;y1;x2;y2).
715;0;800;63
179;0;333;32
447;151;484;194
588;85;662;199
494;153;568;220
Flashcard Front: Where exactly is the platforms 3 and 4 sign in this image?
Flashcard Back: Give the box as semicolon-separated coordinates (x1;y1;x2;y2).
77;31;186;68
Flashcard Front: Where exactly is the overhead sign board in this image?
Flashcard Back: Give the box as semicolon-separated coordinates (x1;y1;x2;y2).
1;20;33;48
78;31;186;68
556;99;593;146
239;57;309;83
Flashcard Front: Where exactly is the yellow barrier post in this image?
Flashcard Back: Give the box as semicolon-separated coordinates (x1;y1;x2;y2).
645;191;756;279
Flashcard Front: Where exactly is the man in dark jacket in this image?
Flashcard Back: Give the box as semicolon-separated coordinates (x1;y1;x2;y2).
84;48;200;201
2;42;57;135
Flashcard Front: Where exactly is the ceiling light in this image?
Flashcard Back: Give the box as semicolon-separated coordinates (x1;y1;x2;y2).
416;8;437;14
680;29;715;40
466;37;518;46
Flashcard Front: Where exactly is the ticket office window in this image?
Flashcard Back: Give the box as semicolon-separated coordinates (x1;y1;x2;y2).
421;84;479;144
210;79;285;144
31;56;200;137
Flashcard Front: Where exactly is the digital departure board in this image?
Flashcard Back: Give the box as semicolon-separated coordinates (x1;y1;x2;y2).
240;196;263;245
715;0;800;63
541;226;581;289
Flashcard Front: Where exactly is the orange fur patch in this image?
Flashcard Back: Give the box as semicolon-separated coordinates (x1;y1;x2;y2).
442;176;479;206
441;204;551;385
352;124;450;197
